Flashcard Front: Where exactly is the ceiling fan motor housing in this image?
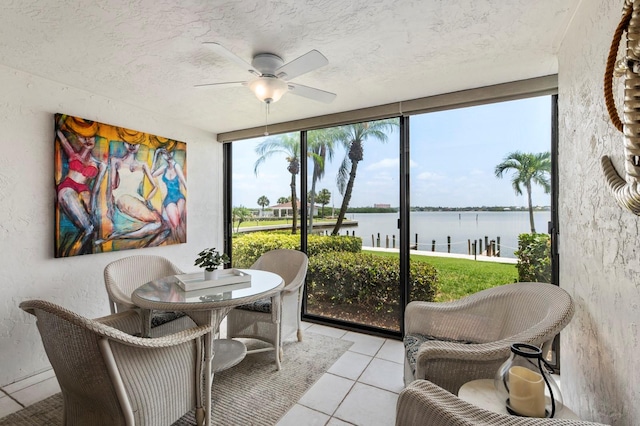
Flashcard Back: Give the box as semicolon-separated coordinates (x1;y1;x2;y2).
251;53;285;76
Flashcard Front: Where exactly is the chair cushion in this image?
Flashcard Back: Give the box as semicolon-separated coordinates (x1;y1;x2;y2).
235;299;272;313
151;311;186;328
404;333;477;375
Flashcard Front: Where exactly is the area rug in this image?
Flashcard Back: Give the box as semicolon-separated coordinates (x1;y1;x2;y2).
0;332;352;426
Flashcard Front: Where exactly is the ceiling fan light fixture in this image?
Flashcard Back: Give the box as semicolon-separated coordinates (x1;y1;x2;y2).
200;43;336;104
249;76;288;103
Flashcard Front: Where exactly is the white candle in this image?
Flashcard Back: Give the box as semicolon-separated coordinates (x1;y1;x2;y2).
508;366;546;417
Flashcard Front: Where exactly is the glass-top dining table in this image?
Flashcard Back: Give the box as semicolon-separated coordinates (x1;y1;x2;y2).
132;268;284;426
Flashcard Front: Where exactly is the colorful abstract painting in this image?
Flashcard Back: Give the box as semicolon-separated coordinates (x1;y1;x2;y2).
54;114;187;257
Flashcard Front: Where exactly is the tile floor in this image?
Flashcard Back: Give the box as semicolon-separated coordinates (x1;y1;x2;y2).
0;368;59;419
276;322;404;426
0;320;404;425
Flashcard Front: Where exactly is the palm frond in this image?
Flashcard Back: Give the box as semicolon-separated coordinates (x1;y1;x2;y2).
337;155;350;194
495;150;551;198
254;134;301;175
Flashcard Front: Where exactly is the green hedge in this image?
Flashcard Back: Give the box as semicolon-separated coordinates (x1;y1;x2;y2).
514;233;551;282
307;252;438;311
232;232;361;268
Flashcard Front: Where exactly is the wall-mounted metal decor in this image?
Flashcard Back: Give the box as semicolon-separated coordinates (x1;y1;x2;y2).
55;114;187;257
602;0;640;215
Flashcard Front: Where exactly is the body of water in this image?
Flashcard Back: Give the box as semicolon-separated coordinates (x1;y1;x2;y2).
339;211;551;258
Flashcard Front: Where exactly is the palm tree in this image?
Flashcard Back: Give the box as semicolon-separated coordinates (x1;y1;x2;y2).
277;196;290;204
494;151;551;233
331;119;399;235
316;188;331;218
307;129;338;230
232;206;252;232
257;195;270;216
254;134;301;234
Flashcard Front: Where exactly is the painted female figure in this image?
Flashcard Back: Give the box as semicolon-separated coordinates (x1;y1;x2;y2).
151;148;187;243
97;142;164;245
56;127;106;257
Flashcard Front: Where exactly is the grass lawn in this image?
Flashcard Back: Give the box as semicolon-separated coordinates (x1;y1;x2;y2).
364;250;518;302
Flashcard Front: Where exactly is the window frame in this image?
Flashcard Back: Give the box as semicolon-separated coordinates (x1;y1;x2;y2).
223;77;560;348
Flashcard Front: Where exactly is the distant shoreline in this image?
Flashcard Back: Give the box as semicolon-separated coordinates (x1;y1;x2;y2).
343;206;550;213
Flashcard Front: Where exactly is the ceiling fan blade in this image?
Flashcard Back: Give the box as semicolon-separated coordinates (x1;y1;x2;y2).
202;42;261;76
194;81;248;88
275;50;328;81
287;83;336;103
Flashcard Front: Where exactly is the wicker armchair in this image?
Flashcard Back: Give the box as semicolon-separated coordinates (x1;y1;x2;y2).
104;255;183;313
404;282;575;394
104;255;188;334
226;249;309;370
19;299;210;426
396;380;608;426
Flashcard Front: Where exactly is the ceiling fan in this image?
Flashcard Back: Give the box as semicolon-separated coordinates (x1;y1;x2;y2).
196;42;336;104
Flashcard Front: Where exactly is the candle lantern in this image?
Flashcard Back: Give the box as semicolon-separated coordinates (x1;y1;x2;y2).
494;343;563;418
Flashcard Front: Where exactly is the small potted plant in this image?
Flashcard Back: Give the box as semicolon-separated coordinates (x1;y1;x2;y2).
194;248;230;280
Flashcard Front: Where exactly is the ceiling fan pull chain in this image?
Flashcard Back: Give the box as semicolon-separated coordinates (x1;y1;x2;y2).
264;103;270;136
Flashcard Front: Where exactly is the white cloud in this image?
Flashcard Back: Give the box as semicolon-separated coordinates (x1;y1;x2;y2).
416;171;446;181
365;158;417;171
366;158;398;170
469;168;487;176
231;172;254;180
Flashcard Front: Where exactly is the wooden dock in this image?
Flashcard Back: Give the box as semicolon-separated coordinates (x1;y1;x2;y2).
365;246;517;264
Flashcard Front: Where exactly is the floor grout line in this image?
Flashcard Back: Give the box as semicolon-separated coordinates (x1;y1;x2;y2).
314;371;359;417
0;388;25;409
328;340;377;419
294;333;380;423
320;337;401;425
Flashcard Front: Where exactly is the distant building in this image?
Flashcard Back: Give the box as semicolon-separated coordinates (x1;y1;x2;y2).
374;203;391;208
269;201;320;218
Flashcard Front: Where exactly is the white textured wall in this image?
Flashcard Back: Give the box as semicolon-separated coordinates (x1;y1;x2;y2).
0;65;222;386
559;1;639;424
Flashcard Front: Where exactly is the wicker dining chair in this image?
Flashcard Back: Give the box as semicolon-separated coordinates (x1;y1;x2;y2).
396;380;608;426
104;254;189;333
226;249;309;370
104;255;183;313
20;299;210;426
404;282;575;394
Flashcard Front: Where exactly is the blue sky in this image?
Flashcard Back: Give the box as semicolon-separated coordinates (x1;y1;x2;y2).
232;96;552;209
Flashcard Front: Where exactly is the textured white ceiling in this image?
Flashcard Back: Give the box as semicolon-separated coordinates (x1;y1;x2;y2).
0;0;579;135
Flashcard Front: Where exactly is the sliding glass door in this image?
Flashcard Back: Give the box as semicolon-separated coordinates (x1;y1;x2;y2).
304;120;401;333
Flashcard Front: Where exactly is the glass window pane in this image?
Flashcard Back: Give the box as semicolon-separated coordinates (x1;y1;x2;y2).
409;96;552;303
305;119;401;332
231;133;301;268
